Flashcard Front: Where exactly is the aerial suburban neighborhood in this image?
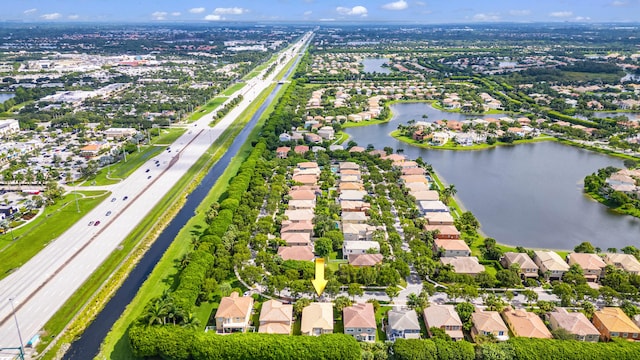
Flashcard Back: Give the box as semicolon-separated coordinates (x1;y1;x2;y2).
1;3;640;360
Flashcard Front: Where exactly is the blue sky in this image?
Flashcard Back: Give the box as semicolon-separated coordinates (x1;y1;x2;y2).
3;1;640;23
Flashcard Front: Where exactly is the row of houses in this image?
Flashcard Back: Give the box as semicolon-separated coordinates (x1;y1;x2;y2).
336;161;382;262
214;291;640;343
605;168;640;194
277;161;321;262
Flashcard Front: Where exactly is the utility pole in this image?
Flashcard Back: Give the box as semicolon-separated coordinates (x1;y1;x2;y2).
8;298;25;360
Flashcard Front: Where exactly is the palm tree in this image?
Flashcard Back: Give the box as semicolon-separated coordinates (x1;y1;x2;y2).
143;299;169;326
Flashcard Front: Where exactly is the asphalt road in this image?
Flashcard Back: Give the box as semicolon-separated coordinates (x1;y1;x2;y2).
0;32;312;351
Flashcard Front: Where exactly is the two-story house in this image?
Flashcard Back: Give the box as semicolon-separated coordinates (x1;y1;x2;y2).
547;308;600;342
386;309;421;341
215;292;254;333
258;300;293;334
344;303;376;342
567;253;607;282
471;310;509;342
423;304;464;341
500;252;539;279
592;307;640;341
533;250;569;280
301;302;334;336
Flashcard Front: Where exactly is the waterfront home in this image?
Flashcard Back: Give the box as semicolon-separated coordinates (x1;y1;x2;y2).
603;253;640;275
424;224;461;239
406;182;431;193
434;239;471;257
348;253;384;267
259;300;293;335
547;308;600;342
501;308;552;339
277;246;315;261
318;126;335;140
410;190;440;201
343;241;380;259
401;175;429;184
215;292;254;333
431;132;449;145
301;303;334;336
343;303;377;342
401;167;426;176
418;200;449;214
382;154;405;162
471;310;509;342
533;251;569;280
387;309;421;341
567;253;607;282
425;212;454;225
423;304;464;341
500;252;539;279
592;307;640;341
440;256;484;276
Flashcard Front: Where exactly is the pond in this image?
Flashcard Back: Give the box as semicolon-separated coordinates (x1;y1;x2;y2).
0;93;15;103
361;58;391;74
344;102;640;251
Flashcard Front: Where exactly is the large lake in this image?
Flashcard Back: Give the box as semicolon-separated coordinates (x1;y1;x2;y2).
344;102;640;250
0;93;15;103
361;58;391;74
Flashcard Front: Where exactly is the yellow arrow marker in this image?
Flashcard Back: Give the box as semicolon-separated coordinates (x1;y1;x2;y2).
311;258;328;296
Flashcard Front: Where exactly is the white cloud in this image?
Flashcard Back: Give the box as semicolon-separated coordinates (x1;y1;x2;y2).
204;14;224;21
303;11;313;16
41;13;62;20
509;9;531;16
382;0;408;10
189;7;205;14
336;6;368;17
24;8;37;15
473;13;501;21
549;11;573;18
68;14;79;20
611;1;628;6
574;16;591;21
151;11;168;20
319;18;336;21
213;7;248;15
171;12;181;17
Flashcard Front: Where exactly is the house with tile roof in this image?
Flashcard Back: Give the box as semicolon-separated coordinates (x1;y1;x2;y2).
301;302;334;336
440;256;485;276
344;303;377;342
533;250;570;280
259;300;293;334
604;253;640;275
277;246;315;261
343;241;380;259
500;252;539;279
501;308;552;339
423;304;464;341
567;253;607;282
434;239;471;257
424;224;461;239
281;232;311;247
548;308;600;342
471;310;509;342
387;309;421;341
215;292;254;333
592;307;640;341
348;253;384;267
425;212;455;225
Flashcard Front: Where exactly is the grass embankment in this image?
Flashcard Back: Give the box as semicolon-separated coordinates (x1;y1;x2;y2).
188;97;227;121
584;189;640;219
391;130;556;151
221;82;246;96
40;82;281;359
0;191;109;279
555;138;640;162
97;84;289;359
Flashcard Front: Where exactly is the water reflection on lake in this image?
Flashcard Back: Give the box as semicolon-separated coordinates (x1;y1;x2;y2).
361;58;391;74
344;102;640;250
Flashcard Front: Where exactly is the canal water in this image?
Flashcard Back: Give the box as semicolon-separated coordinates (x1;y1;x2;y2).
0;93;15;103
345;102;640;250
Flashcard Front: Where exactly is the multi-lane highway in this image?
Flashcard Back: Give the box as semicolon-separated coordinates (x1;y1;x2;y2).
0;32;312;353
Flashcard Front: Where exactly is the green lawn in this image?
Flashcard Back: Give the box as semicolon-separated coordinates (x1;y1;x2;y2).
153;127;187;145
341;118;391;128
0;191;109;279
375;306;391;341
391;130;556;151
188;97;227;121
222;82;246;96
